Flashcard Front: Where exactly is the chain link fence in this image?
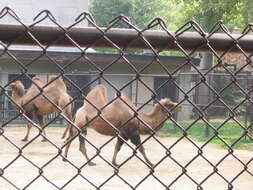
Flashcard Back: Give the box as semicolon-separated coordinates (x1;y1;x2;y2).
0;7;253;190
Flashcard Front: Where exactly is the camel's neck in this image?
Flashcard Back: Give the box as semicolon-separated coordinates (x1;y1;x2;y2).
139;104;168;134
11;88;25;107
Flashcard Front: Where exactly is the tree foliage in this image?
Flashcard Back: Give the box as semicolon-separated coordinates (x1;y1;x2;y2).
180;0;253;31
89;0;253;55
89;0;182;30
90;0;253;31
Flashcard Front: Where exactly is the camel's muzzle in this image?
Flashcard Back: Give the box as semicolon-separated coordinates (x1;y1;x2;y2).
177;105;182;112
170;104;182;113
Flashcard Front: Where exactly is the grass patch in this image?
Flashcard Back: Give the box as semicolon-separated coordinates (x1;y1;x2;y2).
51;124;66;128
50;122;253;150
161;122;253;150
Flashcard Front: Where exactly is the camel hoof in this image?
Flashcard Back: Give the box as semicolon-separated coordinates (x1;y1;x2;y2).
112;162;119;168
41;139;47;142
147;162;154;168
21;138;28;142
88;161;96;166
62;157;67;162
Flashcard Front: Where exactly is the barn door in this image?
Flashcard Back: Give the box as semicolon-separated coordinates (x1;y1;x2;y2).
64;74;91;112
154;76;177;101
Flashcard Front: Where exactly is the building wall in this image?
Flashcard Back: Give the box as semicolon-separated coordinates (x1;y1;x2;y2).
0;0;90;83
132;77;154;113
0;0;89;26
0;73;8;87
89;75;155;113
131;75;192;122
0;1;193;123
177;73;193;121
0;1;90;123
90;75;132;101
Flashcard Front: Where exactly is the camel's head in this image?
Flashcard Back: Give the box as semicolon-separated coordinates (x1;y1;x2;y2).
9;81;25;97
159;98;182;113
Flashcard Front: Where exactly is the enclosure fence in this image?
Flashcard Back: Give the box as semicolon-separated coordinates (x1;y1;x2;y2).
0;7;253;190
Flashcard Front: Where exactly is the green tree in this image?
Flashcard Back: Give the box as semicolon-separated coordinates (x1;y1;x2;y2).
236;0;253;29
90;0;184;55
89;0;182;30
180;0;252;31
90;0;253;31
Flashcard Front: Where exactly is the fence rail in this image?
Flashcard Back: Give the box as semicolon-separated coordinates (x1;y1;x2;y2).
0;7;253;190
1;24;253;53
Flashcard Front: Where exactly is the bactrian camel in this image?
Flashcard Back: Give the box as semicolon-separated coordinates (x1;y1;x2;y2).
63;85;182;166
9;76;73;141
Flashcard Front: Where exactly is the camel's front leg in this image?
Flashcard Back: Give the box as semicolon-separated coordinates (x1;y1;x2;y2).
112;137;124;167
130;134;153;167
22;122;32;141
36;114;47;142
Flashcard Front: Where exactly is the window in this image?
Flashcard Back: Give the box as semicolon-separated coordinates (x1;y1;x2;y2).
154;77;177;101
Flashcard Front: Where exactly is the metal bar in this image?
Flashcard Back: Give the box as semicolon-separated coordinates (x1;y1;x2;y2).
0;24;253;52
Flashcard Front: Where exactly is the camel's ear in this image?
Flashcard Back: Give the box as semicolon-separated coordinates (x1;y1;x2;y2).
160;98;175;109
168;100;177;108
9;82;16;89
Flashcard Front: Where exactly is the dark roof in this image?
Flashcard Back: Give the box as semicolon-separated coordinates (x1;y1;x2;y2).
0;49;200;74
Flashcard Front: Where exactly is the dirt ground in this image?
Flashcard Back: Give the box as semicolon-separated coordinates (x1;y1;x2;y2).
0;126;253;190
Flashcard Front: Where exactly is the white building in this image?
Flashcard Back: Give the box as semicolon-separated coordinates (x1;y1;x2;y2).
0;0;90;26
0;0;199;122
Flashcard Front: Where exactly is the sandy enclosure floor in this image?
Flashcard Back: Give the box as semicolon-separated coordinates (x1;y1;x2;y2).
0;126;253;190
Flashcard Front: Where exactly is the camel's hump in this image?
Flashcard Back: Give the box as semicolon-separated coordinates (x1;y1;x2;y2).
94;85;106;90
48;75;61;82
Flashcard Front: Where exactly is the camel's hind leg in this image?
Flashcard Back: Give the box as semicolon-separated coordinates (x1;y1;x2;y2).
22;122;32;141
63;125;96;166
63;108;95;166
60;98;73;139
79;127;96;166
61;113;72;139
61;125;69;139
61;110;73;139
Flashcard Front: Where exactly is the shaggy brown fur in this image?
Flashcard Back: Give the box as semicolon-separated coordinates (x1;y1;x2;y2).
63;85;181;166
9;76;73;141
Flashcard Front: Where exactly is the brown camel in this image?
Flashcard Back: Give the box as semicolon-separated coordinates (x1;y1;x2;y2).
9;76;73;141
63;85;182;167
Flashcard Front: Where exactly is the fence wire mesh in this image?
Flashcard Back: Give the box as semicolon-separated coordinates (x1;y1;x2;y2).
0;7;253;190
